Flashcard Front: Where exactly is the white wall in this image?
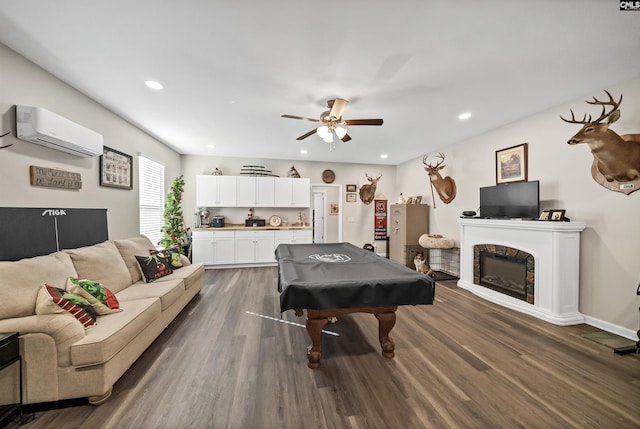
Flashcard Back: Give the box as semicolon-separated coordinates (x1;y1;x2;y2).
181;156;396;247
0;43;182;239
396;77;640;335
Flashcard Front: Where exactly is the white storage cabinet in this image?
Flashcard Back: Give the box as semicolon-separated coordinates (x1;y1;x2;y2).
236;176;275;207
191;230;235;265
234;231;275;264
196;175;237;207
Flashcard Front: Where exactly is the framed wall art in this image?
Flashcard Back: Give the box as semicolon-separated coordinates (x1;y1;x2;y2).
346;193;357;202
100;146;133;189
329;202;339;214
496;143;528;184
346;184;357;193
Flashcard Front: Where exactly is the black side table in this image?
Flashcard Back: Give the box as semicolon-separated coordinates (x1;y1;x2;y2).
0;332;29;426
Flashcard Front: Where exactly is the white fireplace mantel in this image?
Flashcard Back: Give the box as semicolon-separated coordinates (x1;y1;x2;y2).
458;218;586;325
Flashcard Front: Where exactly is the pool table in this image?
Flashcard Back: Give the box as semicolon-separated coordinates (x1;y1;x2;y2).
275;242;435;368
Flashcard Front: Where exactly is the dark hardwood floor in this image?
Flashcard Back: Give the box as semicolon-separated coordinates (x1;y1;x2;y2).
9;267;640;429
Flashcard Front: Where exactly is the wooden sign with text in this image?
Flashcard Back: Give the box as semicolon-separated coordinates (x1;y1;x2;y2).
29;165;82;190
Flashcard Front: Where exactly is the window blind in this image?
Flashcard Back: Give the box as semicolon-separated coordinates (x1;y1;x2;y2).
138;155;165;247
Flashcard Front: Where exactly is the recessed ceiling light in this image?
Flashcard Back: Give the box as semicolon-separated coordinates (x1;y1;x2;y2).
300;149;308;155
380;154;388;159
145;80;164;90
458;112;472;120
207;144;215;149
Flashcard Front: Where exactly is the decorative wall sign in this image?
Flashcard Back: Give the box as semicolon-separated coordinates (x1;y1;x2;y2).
496;143;528;184
100;146;133;189
29;165;82;190
374;199;387;239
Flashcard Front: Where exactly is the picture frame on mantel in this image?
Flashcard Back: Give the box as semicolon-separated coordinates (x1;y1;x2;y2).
496;143;528;184
100;146;133;190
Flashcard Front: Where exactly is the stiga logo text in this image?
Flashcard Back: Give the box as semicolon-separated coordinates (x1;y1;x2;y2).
620;1;640;10
42;209;67;216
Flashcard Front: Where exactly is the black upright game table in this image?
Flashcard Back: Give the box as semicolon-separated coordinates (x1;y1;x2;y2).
276;242;435;368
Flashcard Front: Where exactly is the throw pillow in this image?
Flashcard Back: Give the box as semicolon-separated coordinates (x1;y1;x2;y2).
135;254;173;283
36;284;97;328
150;246;183;269
66;277;122;315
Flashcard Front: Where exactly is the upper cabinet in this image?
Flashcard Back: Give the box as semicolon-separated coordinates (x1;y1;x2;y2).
196;175;237;207
237;176;275;207
274;178;310;207
197;175;309;208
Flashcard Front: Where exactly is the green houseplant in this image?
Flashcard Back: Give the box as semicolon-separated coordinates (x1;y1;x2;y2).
160;175;188;253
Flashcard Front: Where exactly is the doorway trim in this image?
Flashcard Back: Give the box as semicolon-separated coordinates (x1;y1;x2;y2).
311;183;343;242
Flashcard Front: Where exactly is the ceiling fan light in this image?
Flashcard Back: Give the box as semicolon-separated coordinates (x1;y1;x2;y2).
316;126;330;139
322;134;334;143
335;126;347;139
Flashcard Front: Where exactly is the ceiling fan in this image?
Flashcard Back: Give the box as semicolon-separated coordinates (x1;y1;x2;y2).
281;98;383;148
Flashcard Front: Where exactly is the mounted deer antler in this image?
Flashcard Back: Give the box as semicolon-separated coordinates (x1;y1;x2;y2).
0;131;12;149
423;153;456;206
561;90;640;185
359;172;382;205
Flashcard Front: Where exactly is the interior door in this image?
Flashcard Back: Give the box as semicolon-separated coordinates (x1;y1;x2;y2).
313;191;326;243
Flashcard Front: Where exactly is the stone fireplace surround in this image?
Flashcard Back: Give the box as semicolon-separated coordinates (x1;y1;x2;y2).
458;218;586;325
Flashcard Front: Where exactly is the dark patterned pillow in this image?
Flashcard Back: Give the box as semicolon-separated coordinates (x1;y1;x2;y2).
66;277;122;315
150;246;183;269
36;284;97;328
135;254;173;282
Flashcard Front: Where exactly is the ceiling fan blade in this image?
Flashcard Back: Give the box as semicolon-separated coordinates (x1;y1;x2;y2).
282;114;320;123
341;133;352;142
329;98;349;120
296;129;317;141
343;118;384;126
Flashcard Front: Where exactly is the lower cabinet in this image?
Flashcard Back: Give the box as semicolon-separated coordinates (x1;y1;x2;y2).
234;231;276;264
192;230;235;265
274;230;313;248
192;229;312;266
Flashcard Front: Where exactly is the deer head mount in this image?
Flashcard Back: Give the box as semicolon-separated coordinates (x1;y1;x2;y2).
423;153;457;206
561;90;640;194
359;172;381;205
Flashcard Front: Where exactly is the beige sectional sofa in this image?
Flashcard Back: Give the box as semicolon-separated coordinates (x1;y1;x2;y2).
0;235;204;405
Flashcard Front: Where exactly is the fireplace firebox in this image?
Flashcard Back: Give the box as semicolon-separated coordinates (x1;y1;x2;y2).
479;251;527;300
473;244;534;304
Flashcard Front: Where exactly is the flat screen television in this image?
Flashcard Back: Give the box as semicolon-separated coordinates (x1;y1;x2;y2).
479;180;540;219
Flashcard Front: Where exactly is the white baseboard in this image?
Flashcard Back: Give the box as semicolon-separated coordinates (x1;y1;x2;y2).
583;315;639;341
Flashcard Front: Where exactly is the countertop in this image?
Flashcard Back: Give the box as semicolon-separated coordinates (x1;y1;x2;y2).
193;224;312;231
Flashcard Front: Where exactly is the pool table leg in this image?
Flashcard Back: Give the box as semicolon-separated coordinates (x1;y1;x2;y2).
306;317;328;369
375;310;396;358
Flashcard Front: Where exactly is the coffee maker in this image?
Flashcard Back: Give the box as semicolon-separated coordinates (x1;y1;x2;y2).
197;209;210;228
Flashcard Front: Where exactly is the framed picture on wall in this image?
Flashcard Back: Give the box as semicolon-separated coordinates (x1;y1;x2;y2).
346;184;357;192
496;143;528;184
100;146;133;190
346;193;357;202
329;203;339;214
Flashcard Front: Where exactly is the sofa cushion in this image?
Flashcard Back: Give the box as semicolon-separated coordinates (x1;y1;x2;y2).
70;297;161;367
115;279;185;311
156;263;204;291
65;241;132;294
66;277;122;315
113;235;158;284
35;285;97;329
135;254;173;282
0;252;78;319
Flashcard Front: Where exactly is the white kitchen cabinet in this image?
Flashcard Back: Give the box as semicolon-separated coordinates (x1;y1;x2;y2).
234;231;275;263
274;177;310;207
196;175;237;207
236;176;275;207
191;230;235;265
274;229;313;248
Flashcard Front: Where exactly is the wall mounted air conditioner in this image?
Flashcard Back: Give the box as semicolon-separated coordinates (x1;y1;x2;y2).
16;105;103;157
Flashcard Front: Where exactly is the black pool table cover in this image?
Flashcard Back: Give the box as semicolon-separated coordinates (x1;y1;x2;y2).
275;242;435;312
